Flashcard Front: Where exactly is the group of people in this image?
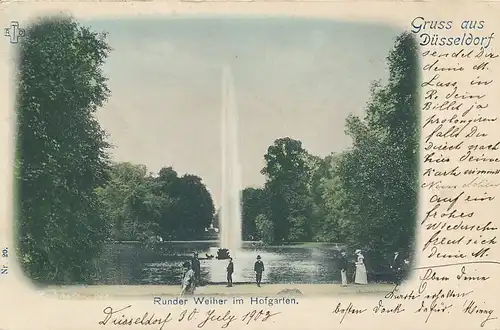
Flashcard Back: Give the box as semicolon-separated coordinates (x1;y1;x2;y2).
180;249;409;295
338;249;410;286
180;252;265;296
338;249;367;286
225;254;265;287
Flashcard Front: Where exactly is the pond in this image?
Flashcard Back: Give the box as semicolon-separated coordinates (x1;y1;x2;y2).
92;241;395;285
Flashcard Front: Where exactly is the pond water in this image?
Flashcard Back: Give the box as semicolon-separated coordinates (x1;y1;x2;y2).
92;241;394;285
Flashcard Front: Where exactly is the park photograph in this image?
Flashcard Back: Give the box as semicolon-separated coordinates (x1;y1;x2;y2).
14;15;420;296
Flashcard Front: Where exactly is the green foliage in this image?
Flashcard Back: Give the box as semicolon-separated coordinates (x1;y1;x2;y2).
166;174;216;239
314;154;351;242
261;137;314;242
16;17;112;284
241;187;267;240
95;162;166;241
287;215;308;242
333;32;419;256
255;214;274;245
97;164;215;242
243;32;418;254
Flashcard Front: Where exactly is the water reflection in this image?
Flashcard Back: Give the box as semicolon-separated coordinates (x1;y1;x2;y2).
93;241;354;285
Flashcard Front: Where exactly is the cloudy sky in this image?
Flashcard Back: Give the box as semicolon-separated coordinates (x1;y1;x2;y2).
86;16;402;207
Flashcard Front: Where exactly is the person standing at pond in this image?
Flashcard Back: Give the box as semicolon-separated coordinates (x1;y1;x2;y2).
390;251;405;285
180;261;196;296
254;255;265;287
191;252;201;285
339;251;349;287
226;257;234;287
354;249;368;284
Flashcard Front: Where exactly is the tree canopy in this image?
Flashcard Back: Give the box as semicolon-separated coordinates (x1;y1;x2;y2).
97;163;215;242
16;17;112;283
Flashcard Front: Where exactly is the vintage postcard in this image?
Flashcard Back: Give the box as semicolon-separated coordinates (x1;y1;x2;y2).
0;1;499;330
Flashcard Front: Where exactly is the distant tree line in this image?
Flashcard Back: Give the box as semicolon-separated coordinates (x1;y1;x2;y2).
15;16;418;284
96;164;215;242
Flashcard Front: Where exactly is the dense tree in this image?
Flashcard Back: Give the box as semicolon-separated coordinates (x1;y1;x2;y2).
335;32;419;256
152;167;182;239
156;167;180;195
97;164;216;242
16;17;112;283
173;174;215;239
317;153;351;242
241;187;267;240
96;163;166;241
261;137;314;242
95;163;144;240
304;154;335;240
255;214;274;245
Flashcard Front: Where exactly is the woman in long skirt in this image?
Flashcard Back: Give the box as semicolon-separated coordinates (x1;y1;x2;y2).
354;249;368;284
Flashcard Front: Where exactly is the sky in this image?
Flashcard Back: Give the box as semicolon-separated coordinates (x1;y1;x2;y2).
86;16;402;207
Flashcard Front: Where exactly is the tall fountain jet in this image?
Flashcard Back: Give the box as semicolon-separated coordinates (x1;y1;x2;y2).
219;66;243;253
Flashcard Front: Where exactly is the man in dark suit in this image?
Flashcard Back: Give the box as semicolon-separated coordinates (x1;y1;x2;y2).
390;251;405;284
339;251;349;286
254;255;265;287
226;257;234;287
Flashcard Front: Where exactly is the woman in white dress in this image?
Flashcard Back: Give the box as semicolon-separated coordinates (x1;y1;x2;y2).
354;249;368;284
